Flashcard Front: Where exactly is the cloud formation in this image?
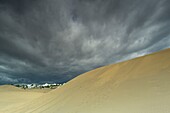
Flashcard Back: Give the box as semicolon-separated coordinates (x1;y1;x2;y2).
0;0;170;84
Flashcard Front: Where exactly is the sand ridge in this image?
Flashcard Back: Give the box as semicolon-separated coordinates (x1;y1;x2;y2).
1;48;170;113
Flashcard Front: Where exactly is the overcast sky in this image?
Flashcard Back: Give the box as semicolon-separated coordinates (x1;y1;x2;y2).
0;0;170;84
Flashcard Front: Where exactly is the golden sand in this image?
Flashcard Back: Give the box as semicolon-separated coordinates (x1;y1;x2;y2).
1;48;170;113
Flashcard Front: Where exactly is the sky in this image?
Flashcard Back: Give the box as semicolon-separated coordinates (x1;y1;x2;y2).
0;0;170;84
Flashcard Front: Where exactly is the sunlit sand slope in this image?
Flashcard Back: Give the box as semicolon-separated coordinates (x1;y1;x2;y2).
4;48;170;113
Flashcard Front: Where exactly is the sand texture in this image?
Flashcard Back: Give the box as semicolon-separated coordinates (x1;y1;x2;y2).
0;85;51;112
1;48;170;113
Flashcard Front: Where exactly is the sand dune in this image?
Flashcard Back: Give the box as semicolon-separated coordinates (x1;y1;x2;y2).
0;85;22;92
1;48;170;113
0;85;51;112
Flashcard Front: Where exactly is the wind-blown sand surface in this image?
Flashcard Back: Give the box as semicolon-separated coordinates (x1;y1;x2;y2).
1;48;170;113
0;85;51;112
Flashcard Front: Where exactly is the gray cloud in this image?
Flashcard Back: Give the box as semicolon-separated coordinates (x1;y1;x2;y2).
0;0;170;84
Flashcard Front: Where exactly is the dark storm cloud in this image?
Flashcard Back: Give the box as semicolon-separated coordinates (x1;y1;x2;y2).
0;0;170;84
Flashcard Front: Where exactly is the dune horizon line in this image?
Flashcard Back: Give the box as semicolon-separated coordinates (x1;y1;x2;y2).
0;48;170;113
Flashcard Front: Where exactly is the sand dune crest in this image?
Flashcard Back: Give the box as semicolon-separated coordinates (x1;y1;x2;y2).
1;48;170;113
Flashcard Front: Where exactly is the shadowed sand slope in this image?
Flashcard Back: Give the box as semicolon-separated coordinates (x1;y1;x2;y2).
0;85;23;92
3;48;170;113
